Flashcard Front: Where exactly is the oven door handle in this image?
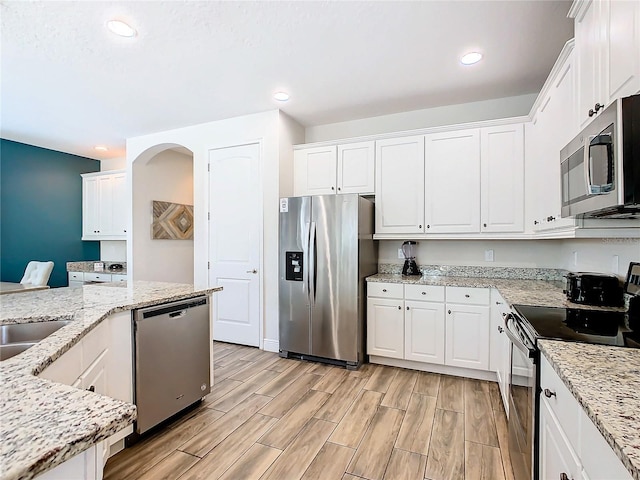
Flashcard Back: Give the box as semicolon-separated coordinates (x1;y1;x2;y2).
504;314;536;358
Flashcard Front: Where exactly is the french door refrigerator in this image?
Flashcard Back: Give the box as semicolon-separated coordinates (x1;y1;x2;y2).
279;194;377;369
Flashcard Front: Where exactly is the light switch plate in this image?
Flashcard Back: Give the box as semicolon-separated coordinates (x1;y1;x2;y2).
398;248;404;259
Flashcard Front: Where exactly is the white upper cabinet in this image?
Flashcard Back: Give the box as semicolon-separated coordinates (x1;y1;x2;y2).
293;146;337;196
424;129;481;233
573;0;640;128
82;170;127;240
480;124;525;233
337;141;375;194
375;135;425;234
293;141;375;196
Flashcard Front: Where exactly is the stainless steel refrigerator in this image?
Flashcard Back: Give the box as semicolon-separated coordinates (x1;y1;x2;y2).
279;194;377;369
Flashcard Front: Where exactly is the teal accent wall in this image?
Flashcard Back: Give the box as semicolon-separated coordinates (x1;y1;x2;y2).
1;139;101;287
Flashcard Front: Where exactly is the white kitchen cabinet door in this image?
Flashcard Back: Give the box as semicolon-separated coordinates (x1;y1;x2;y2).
97;175;114;236
293;146;337;196
445;304;490;370
424;129;480;233
375;136;425;234
530;51;578;233
337;141;375;194
539;398;582;480
80;350;108;397
489;290;510;415
575;0;603;129
404;300;445;364
82;176;100;238
367;297;404;359
109;172;127;236
604;0;640;104
480;124;524;233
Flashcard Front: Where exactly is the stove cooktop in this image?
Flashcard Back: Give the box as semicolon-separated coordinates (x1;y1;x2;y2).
513;304;640;349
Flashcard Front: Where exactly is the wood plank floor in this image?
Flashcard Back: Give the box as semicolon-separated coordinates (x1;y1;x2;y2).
104;342;515;480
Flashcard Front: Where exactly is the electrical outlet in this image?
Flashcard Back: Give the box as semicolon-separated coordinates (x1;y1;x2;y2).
484;250;494;262
398;248;404;259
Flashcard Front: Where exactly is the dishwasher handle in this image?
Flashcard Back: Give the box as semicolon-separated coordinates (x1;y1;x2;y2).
137;296;208;320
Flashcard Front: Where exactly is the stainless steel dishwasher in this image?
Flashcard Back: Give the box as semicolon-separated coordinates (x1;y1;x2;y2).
133;296;211;434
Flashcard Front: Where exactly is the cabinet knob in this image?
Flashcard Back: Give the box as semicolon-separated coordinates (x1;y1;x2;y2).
534;220;539;225
560;473;571;480
594;102;603;113
87;385;95;392
382;288;387;292
465;294;470;298
483;223;487;228
448;310;451;314
337;187;341;191
331;186;335;191
588;108;596;117
495;301;502;305
426;225;430;229
498;326;504;333
406;306;409;310
421;291;426;295
398;306;402;310
418;225;423;229
544;388;556;398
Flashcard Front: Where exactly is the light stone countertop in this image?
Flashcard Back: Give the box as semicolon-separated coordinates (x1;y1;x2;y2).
366;273;626;312
0;281;222;480
539;341;640;480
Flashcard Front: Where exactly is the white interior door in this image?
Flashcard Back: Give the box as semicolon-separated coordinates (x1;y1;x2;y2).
209;143;261;347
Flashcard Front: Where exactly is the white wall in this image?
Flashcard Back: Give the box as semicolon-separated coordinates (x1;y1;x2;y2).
379;238;640;279
305;94;538;143
100;157;126;171
126;110;304;350
132;149;194;283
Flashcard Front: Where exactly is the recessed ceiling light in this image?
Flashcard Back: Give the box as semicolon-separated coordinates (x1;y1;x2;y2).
94;145;108;152
460;52;483;65
273;92;290;102
106;19;137;38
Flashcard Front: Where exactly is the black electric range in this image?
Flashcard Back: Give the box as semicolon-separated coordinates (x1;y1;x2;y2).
513;304;640;349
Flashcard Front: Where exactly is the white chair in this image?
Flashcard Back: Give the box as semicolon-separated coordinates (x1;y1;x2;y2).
20;261;54;286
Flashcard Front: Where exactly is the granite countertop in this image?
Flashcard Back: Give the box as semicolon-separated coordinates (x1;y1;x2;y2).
539;340;640;480
67;261;127;275
366;273;626;312
0;281;222;480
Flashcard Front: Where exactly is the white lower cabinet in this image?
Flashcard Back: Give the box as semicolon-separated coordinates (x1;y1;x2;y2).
38;311;134;478
490;290;511;415
367;282;490;374
540;354;632;480
367;297;404;359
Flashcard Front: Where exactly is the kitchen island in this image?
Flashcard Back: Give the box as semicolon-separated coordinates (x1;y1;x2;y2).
0;281;222;480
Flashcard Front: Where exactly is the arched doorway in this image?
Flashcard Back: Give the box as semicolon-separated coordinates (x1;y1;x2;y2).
130;144;195;284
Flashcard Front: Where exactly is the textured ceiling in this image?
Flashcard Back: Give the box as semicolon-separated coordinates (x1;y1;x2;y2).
1;1;573;159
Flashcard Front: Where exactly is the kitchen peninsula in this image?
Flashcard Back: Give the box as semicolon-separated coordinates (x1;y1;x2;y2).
0;281;222;480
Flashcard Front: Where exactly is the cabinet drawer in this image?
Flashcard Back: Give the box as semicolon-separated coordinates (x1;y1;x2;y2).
84;272;112;283
367;282;403;299
68;272;83;282
446;286;490;305
82;321;109;367
404;284;445;302
540;354;580;452
111;274;127;283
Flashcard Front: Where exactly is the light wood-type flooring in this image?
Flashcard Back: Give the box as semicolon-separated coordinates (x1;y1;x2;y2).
104;342;515;480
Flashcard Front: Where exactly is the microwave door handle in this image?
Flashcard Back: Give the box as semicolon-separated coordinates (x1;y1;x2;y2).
504;314;536;358
584;135;595;195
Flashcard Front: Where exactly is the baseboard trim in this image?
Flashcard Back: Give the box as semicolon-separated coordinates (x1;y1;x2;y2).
263;338;279;353
369;355;498;382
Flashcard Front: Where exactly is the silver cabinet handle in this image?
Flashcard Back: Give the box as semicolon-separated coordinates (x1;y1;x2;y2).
544;388;556;398
246;269;258;274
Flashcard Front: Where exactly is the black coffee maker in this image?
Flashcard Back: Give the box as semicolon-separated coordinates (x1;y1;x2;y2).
402;241;421;276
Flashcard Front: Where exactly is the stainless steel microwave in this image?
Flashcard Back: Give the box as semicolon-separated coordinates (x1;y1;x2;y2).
560;94;640;218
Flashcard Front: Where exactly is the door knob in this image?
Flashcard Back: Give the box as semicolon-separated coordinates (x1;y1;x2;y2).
246;269;258;274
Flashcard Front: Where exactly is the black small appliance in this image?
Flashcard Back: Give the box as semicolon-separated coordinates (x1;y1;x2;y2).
401;241;421;276
564;272;624;307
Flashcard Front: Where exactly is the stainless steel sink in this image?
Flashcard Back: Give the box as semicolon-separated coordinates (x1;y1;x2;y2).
0;320;71;361
0;343;37;361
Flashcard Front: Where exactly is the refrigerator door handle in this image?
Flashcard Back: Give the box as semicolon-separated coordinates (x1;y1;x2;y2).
303;221;311;302
309;221;317;305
